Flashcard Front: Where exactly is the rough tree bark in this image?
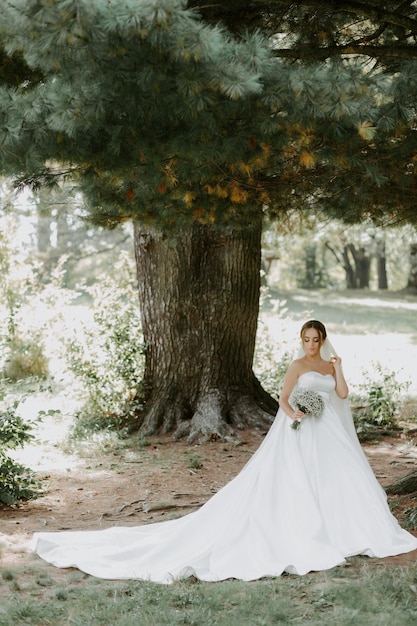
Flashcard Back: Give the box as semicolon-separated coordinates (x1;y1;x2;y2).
131;220;278;442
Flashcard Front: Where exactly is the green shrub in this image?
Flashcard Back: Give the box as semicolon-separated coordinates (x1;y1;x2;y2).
0;390;40;505
352;363;410;439
63;253;145;436
2;334;49;381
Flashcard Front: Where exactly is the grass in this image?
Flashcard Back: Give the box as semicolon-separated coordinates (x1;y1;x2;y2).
264;287;417;338
184;452;203;470
1;558;417;625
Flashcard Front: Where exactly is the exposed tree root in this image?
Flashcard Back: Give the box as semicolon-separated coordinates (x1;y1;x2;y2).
386;470;417;495
128;385;278;444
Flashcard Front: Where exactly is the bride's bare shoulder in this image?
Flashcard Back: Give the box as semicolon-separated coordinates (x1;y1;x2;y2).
288;358;304;375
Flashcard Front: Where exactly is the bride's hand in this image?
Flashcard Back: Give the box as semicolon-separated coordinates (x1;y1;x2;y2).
330;355;342;367
292;410;305;421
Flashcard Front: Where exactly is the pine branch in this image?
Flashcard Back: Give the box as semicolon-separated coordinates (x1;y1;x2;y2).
324;241;342;265
265;0;417;35
274;44;417;61
11;166;81;192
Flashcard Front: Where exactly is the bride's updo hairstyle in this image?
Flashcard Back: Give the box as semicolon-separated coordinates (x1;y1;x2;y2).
300;320;327;343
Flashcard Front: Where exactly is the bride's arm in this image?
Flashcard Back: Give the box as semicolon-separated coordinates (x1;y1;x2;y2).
331;356;349;399
279;362;306;422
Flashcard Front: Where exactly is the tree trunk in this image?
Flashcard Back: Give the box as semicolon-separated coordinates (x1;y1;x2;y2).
356;247;371;289
131;220;278;442
343;243;371;289
304;244;317;288
376;239;388;290
342;244;356;288
407;243;417;290
36;211;52;253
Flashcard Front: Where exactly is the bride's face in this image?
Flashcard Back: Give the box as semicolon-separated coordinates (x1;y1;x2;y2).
302;328;322;357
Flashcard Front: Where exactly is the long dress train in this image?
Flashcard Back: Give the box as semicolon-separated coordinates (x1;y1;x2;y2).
33;372;417;583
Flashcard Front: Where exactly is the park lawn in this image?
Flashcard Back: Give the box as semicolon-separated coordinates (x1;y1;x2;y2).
1;554;417;625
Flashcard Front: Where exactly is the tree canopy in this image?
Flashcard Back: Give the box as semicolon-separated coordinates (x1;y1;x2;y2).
192;1;417;63
1;0;416;230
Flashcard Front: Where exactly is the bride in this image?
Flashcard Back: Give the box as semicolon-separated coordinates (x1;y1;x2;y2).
33;320;417;583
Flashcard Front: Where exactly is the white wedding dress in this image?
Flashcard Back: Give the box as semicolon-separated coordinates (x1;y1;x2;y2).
33;371;417;583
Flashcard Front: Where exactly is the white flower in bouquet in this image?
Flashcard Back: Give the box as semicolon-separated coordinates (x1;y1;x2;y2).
290;388;325;430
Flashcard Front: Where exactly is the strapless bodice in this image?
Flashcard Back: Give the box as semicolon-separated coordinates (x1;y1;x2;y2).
297;371;335;401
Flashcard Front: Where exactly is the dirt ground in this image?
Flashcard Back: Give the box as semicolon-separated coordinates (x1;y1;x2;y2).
1;426;417;578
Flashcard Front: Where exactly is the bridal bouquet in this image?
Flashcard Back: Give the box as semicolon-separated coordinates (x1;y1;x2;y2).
290;389;325;430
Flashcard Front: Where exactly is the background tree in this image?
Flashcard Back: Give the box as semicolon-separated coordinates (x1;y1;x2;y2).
1;1;417;440
32;186;132;288
407;243;417;290
262;216;417;291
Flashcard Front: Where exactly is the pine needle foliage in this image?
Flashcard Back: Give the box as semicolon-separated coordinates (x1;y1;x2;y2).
1;0;413;230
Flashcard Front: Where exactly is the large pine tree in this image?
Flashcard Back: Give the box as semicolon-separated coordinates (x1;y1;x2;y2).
1;0;417;440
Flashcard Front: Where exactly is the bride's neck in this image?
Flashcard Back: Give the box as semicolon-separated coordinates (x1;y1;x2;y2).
303;355;322;363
